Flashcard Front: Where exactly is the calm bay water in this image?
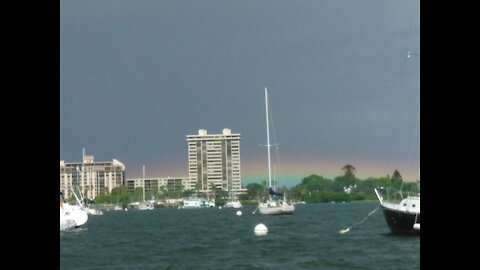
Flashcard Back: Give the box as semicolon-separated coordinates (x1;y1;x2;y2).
60;202;419;270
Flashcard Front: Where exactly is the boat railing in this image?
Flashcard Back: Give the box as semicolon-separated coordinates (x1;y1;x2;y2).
377;187;419;204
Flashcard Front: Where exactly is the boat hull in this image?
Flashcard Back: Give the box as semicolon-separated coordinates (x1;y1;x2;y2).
381;206;420;236
181;197;215;209
258;204;295;215
224;201;242;208
60;204;88;231
181;205;212;209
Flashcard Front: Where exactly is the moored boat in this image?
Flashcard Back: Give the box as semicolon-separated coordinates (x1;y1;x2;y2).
256;88;295;215
181;197;215;209
60;191;88;231
374;188;420;235
224;199;242;209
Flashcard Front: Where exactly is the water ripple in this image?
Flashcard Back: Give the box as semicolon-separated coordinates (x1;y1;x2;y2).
61;202;419;270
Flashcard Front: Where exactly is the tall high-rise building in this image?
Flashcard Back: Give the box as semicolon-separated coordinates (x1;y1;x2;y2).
186;128;245;196
60;155;125;200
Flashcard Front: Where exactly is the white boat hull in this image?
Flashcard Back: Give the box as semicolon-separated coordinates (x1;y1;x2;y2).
181;197;215;209
224;201;243;208
137;204;154;210
60;203;88;230
258;202;295;215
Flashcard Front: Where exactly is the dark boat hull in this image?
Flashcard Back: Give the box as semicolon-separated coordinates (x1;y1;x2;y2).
381;206;420;236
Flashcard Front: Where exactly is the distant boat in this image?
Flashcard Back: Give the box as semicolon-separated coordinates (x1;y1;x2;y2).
224;185;242;209
137;164;154;210
257;88;295;215
293;201;306;205
224;199;242;209
76;148;104;216
137;203;154;210
60;191;88;231
374;187;420;235
76;186;103;215
181;197;215;209
83;205;104;215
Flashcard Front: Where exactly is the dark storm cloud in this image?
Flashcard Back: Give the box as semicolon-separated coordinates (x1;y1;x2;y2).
61;0;419;180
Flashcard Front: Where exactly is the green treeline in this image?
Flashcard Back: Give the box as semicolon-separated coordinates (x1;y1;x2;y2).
286;173;418;203
239;166;419;204
91;182;229;207
85;166;419;206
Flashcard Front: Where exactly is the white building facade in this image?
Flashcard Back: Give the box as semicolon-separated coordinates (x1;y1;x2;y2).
125;176;189;194
186;128;245;196
60;155;126;200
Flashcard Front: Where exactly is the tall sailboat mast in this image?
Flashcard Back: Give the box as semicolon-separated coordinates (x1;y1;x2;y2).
80;147;85;202
143;164;146;202
256;87;295;215
265;87;272;188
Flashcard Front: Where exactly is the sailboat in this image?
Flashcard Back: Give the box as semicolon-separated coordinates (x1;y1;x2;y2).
224;175;242;208
374;7;420;233
81;194;104;215
60;190;88;231
78;148;104;215
138;164;154;210
224;190;242;209
257;87;295;215
374;186;420;235
374;88;420;236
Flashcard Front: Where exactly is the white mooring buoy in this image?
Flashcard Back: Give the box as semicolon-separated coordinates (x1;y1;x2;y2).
254;223;268;236
413;223;420;230
236;210;242;216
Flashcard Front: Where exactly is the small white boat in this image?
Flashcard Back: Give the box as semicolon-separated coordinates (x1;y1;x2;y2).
258;192;295;215
60;191;88;231
224;200;242;209
224;185;243;208
137;202;154;210
181;197;215;209
136;165;154;210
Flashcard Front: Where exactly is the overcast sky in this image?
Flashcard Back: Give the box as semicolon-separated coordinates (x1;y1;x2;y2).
60;0;420;186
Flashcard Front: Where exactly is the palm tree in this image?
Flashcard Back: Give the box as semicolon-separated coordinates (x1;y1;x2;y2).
392;169;402;182
209;183;217;198
342;164;356;179
391;169;403;189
